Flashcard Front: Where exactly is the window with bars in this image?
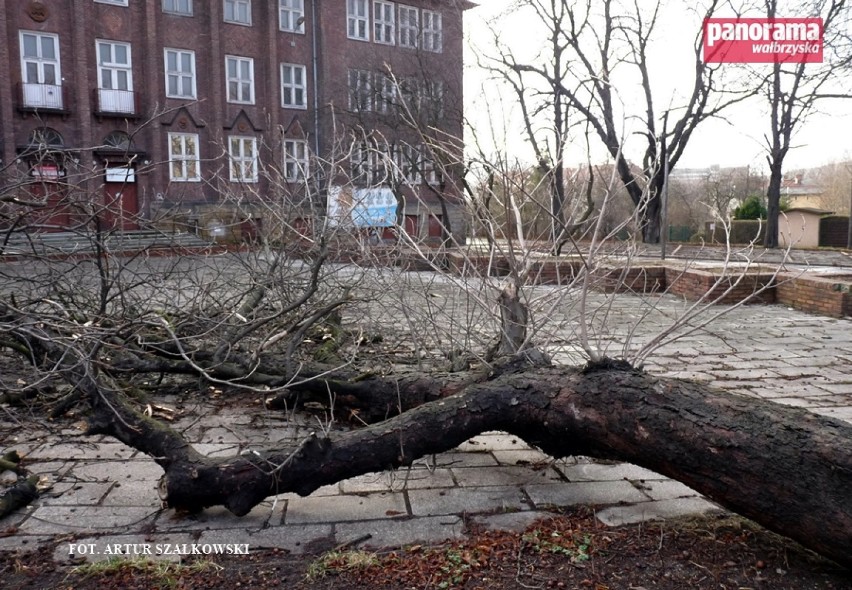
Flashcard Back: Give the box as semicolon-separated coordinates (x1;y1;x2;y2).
168;133;200;181
164;48;196;98
348;0;369;40
281;63;307;108
228;136;258;182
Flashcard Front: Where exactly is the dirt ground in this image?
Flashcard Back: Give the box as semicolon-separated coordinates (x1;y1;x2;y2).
2;508;849;590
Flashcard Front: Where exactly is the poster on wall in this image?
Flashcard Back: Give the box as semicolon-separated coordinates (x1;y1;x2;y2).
328;186;397;228
351;188;396;227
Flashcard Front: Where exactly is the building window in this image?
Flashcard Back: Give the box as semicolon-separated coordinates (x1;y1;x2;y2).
375;74;395;114
224;0;251;24
168;133;200;181
422;79;444;120
96;40;134;113
374;1;395;45
422;10;442;52
395;143;421;185
279;0;304;33
283;140;308;181
96;0;129;5
226;55;254;104
348;69;372;112
164;49;196;98
20;31;62;109
348;0;369;41
228;136;258;182
398;5;418;48
280;63;307;109
163;0;193;15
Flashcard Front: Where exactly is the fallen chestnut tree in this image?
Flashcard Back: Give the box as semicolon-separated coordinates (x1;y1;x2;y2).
25;334;848;571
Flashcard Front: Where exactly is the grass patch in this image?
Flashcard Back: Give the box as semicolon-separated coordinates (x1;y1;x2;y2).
69;556;223;588
306;549;379;581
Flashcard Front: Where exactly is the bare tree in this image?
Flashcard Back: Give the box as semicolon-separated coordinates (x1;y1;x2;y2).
478;0;758;244
761;0;852;247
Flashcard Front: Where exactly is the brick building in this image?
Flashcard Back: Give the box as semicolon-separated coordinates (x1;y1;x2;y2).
0;0;471;242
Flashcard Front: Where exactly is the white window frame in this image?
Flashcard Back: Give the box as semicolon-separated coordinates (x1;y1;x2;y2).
348;0;370;41
97;40;132;91
279;0;305;33
168;132;201;182
164;48;196;99
20;31;62;109
373;1;395;45
96;0;129;5
163;0;193;15
283;140;309;182
225;55;255;104
348;69;372;112
280;63;307;109
228;136;258;183
422;10;442;53
398;5;418;48
20;31;61;86
224;0;251;25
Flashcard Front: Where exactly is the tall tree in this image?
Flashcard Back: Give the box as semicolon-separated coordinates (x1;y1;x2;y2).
481;0;756;244
761;0;852;247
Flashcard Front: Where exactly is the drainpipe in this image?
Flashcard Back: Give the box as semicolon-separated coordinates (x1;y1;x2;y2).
311;1;320;157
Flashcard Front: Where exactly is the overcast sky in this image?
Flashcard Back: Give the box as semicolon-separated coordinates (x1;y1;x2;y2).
463;1;852;174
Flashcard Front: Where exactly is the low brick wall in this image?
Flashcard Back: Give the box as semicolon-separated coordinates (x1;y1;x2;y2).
591;266;667;294
666;268;777;304
776;274;852;318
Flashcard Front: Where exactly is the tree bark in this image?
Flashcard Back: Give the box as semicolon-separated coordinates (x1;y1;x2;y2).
84;362;852;569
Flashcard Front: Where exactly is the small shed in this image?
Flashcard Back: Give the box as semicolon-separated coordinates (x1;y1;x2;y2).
778;208;834;249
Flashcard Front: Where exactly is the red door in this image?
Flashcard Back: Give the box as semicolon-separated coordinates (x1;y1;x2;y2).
428;214;443;238
103;182;139;230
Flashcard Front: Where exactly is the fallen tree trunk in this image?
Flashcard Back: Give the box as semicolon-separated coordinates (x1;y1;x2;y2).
82;361;852;569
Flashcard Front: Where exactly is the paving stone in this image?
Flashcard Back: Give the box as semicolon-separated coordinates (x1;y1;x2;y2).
39;482;113;505
491;449;552;466
20;506;158;535
554;462;667;483
408;486;529;517
0;534;52;552
101;479;163;507
198;427;247;444
337;515;465;549
193;442;245;457
155;503;279;532
455;433;530;452
72;460;164;481
340;468;455;493
431;451;499;467
54;533;196;563
470;511;551;533
810;407;852;423
285;492;408;524
452;465;562;487
525;481;648;508
596;498;720;526
637;479;702;501
200;524;334;555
